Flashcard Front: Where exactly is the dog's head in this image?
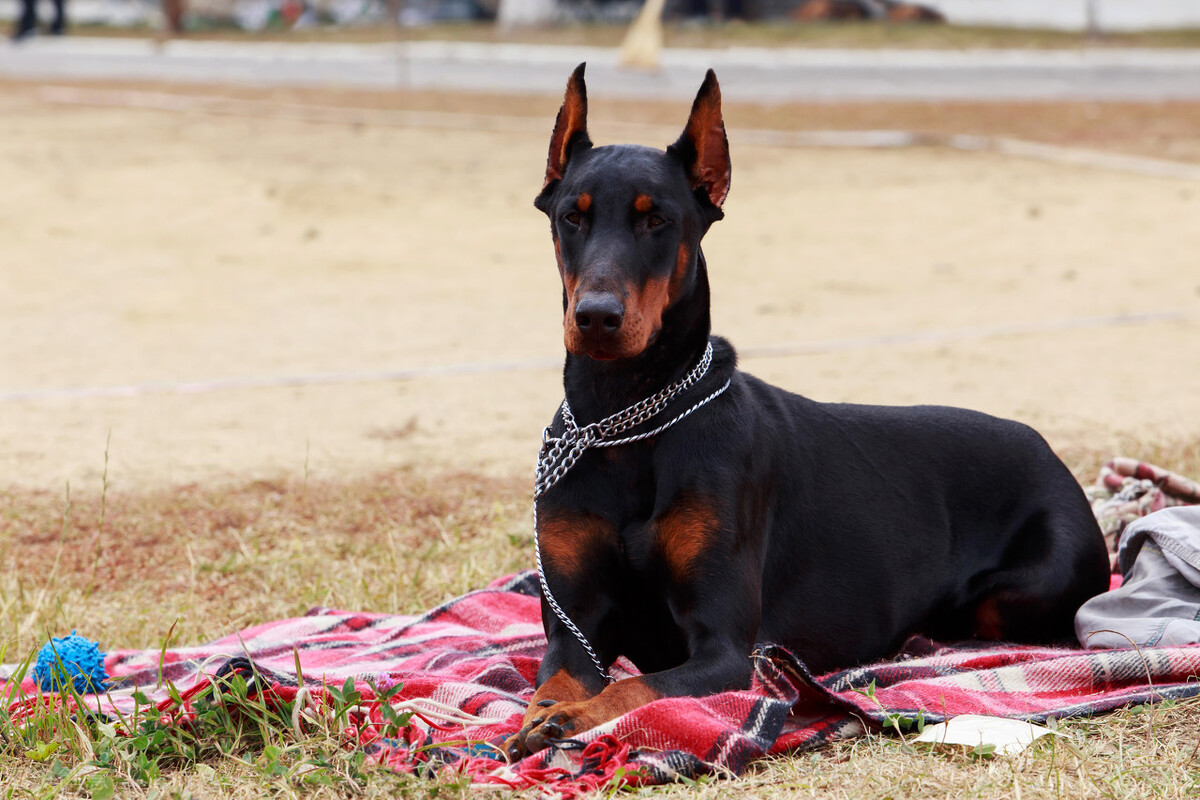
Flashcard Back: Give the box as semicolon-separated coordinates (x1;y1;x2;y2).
535;64;730;362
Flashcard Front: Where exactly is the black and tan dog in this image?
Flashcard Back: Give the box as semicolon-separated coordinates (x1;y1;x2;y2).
504;64;1109;761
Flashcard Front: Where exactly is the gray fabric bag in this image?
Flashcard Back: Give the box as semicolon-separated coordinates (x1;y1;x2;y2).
1075;506;1200;648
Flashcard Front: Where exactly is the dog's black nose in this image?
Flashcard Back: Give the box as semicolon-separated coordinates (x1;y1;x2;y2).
574;294;624;334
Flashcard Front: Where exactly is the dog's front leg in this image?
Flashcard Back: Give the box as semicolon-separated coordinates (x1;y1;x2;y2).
503;608;612;761
518;637;753;755
504;509;617;761
513;495;762;756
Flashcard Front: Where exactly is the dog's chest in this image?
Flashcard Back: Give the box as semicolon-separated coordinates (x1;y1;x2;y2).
616;517;662;574
545;448;674;576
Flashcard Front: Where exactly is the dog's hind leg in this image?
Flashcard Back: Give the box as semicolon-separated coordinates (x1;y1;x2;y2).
972;505;1110;644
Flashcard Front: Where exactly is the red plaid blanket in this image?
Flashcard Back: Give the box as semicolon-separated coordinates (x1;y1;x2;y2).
4;458;1199;794
5;571;1200;794
1090;457;1200;570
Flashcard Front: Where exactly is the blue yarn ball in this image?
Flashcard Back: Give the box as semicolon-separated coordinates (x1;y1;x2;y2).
33;631;108;694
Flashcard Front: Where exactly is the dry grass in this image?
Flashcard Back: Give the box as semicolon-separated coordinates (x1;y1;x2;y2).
0;469;531;655
2;442;1200;797
673;698;1200;799
1058;438;1200;488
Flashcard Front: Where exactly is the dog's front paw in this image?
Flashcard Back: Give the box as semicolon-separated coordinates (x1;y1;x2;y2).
502;732;526;762
505;670;600;761
522;700;590;754
505;677;659;761
503;699;562;761
509;693;637;759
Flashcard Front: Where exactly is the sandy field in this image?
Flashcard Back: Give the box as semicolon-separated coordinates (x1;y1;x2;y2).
2;81;1199;496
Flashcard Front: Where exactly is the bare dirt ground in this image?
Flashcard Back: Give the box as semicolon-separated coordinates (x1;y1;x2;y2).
2;79;1199;497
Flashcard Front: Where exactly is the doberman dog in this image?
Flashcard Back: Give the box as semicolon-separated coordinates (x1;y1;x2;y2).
503;64;1110;761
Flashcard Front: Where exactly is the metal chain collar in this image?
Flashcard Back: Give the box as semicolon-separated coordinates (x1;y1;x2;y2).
532;340;733;682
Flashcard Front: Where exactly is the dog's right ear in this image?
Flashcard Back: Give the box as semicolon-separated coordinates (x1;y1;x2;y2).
669;69;730;215
536;63;592;211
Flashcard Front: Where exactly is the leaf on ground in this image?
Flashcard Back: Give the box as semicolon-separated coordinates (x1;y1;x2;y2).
913;714;1060;756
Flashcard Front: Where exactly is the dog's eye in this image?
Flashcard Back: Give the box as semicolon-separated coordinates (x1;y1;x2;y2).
563;210;582;226
647;214;667;229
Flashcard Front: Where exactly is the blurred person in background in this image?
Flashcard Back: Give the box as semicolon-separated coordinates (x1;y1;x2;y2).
11;0;67;39
162;0;185;34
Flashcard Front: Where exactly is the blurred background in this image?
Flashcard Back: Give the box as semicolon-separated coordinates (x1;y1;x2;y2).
2;0;1199;495
4;0;1200;33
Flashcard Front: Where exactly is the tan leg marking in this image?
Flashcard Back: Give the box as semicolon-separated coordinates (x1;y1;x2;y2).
656;496;721;583
537;511;613;581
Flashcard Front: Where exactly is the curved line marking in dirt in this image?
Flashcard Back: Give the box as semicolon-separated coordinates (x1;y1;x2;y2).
4;310;1197;403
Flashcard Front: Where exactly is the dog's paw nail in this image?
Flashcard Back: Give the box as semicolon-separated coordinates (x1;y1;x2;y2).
502;736;525;762
530;716;545;727
536;699;558;707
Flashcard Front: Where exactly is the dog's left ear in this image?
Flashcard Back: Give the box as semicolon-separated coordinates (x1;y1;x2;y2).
536;63;592;211
669;69;730;213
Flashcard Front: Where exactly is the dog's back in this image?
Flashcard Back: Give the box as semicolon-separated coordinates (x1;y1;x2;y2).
731;366;1109;671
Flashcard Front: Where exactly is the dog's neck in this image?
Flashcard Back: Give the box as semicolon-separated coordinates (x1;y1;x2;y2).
562;253;713;425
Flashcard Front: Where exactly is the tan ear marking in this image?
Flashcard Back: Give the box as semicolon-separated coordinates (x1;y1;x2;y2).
544;63;591;188
672;69;731;209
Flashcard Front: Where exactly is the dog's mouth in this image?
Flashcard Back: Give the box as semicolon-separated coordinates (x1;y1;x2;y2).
567;338;642;362
567;340;627;361
564;291;665;361
565;324;662;362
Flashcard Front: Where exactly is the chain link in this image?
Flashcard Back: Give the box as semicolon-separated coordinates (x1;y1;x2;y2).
532;341;731;683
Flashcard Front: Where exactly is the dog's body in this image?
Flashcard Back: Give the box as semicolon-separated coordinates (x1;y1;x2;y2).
504;65;1110;760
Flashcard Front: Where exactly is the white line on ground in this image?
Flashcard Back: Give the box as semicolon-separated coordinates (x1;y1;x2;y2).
4;310;1196;404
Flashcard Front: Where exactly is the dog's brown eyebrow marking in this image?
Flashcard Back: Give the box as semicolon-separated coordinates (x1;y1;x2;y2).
633;194;654;213
576;192;592;212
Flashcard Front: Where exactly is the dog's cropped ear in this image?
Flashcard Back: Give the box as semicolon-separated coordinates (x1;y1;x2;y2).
537;63;592;208
669;69;730;213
